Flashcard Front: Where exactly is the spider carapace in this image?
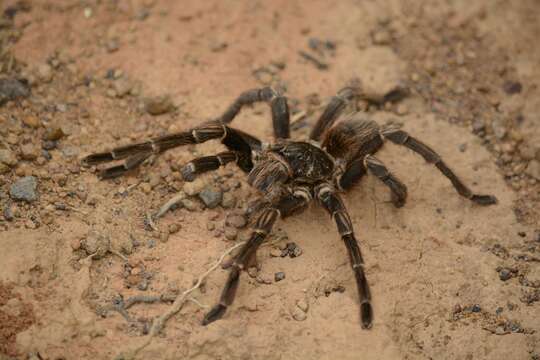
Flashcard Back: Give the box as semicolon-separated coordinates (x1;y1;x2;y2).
82;85;497;329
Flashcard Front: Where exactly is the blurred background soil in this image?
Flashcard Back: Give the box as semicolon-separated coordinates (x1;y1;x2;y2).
0;0;539;359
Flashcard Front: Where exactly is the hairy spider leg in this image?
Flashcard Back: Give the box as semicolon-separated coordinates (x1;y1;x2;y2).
81;121;260;179
381;128;497;205
216;87;291;139
203;192;310;325
316;183;373;329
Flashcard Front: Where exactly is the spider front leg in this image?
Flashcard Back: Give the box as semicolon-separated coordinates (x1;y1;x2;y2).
203;191;310;325
381;128;497;205
316;183;373;329
82;121;259;179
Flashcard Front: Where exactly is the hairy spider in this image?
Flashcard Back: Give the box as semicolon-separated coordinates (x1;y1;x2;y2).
81;85;497;329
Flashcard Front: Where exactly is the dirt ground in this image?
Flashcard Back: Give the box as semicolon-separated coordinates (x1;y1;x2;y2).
1;0;539;359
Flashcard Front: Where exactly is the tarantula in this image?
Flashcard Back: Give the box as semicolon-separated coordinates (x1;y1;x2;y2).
81;85;497;329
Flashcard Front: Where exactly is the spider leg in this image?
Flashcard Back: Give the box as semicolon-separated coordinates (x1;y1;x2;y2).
310;85;359;141
180;151;251;182
82;122;260;179
216;87;290;139
337;158;367;190
203;190;310;325
364;155;407;208
316;183;373;329
381;128;497;205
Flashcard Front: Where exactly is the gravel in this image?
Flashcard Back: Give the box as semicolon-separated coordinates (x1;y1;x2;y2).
0;78;30;105
9;176;38;202
226;214;247;228
198;186;223;208
145;95;175;115
274;271;286;282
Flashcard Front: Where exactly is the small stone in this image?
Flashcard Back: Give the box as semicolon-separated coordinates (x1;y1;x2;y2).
274;271;286;282
0;149;17;166
270;248;282;257
22;114;40;128
221;192;237;208
145;95;175;115
395;103;408;116
499;268;513;281
224;227;238;241
3;205;14;221
140;182;151;193
10;176;38;202
495;326;506;335
148;173;160;188
471;304;481;313
502;81;522;95
20;143;39;160
43;126;65;141
181;199;198;211
199;186;223;208
82;230;110;259
226;214;247;228
106;38;120;53
183;178;205;196
291;306;307;321
0;78;30;105
206;221;215;231
159;232;169;243
113;78;133;97
37;63;53;83
168;223;180;234
525;160;540;180
472;118;485;133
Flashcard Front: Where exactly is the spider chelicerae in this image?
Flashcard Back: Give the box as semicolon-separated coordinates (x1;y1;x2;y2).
81;85;497;329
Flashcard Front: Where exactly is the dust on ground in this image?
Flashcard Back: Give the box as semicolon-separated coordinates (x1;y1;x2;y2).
0;1;539;359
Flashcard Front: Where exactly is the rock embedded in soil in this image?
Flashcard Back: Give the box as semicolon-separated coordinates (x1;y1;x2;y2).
221;192;237;208
275;271;286;282
145;95;175;115
183;178;205;196
9;176;38;202
82;230;110;259
499;268;513;281
198;186;223;208
43;126;65;141
0;149;17;167
0;77;30;105
224;227;238;241
226;214;247;228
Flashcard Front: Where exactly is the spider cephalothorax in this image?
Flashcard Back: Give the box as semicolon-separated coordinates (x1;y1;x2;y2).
82;85;497;329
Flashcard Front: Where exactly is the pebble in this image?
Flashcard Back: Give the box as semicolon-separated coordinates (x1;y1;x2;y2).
499;268;513;281
282;242;303;258
291;306;307;321
20;143;39;160
9;176;38;202
183;178;205;196
274;271;286;282
0;149;17;166
181;199;198;211
113;78;133;97
224;227;238;241
395;103;408;116
199;186;223;208
270;248;282;257
145;95;175;115
0;78;30;105
82;230;110;259
226;214;247;228
37;63;53;83
502;81;522;95
471;304;482;313
221;192;237;208
168;223;181;234
43;126;65;141
106;38;120;53
22;114;40;128
206;221;215;231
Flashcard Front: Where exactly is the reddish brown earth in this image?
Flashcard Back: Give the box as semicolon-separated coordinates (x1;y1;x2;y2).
1;1;539;359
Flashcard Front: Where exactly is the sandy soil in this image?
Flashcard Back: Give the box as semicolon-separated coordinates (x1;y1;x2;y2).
1;1;539;359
